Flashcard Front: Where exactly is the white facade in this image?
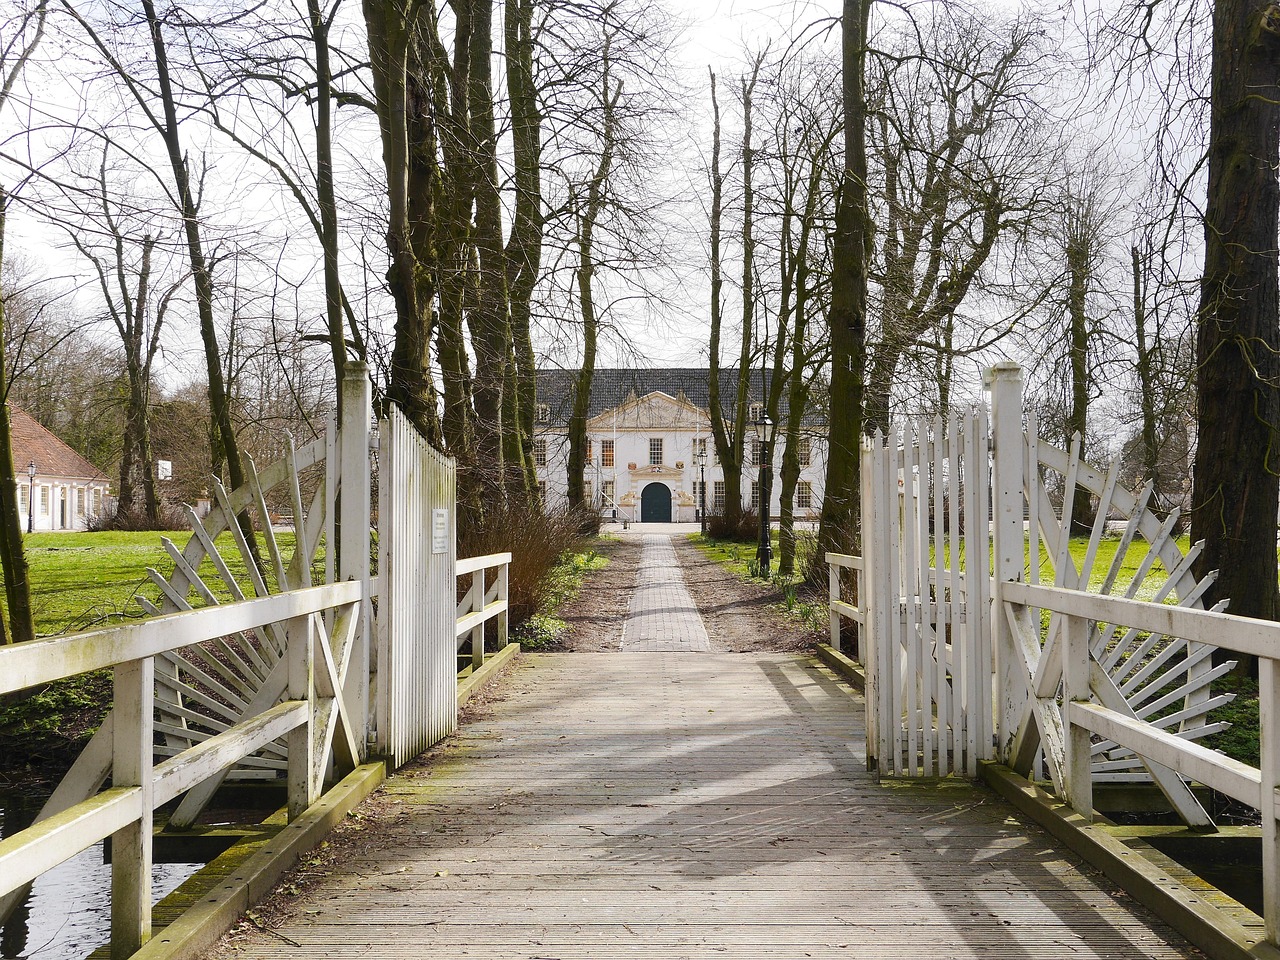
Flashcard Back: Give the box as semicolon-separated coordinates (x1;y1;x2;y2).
534;389;827;523
14;474;110;532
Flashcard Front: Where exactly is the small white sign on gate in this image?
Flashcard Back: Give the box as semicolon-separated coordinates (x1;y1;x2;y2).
431;508;449;554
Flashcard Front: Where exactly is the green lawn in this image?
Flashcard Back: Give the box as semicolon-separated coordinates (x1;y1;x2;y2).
11;528;313;637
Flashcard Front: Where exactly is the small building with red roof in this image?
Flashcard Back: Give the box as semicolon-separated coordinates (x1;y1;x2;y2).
9;407;111;532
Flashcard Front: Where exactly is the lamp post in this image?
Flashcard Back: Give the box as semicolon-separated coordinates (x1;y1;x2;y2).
26;460;36;534
752;414;773;578
695;448;708;535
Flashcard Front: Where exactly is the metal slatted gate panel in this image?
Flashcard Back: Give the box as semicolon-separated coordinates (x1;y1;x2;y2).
864;410;994;778
375;407;458;768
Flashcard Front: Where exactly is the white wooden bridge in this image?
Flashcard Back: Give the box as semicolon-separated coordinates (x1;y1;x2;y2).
0;362;1274;960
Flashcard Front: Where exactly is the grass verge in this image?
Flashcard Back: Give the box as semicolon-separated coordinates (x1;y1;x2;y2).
510;541;610;650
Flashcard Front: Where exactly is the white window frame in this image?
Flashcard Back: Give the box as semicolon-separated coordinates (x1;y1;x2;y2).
648;437;663;466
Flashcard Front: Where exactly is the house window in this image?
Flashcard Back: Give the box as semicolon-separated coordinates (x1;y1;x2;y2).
16;485;23;512
39;486;49;514
713;481;725;513
537;480;546;501
694;437;707;461
534;437;547;467
536;403;550;423
692;480;706;508
749;401;763;421
601;439;614;468
751;481;761;511
603;480;615;504
751;437;763;467
796;480;813;509
586;440;594;464
648;437;663;466
798;438;811;467
584;481;593;504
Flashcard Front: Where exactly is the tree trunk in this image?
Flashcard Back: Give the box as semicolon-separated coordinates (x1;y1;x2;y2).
504;0;541;501
567;67;620;510
307;0;349;394
466;0;514;495
0;190;35;644
817;0;871;562
1132;245;1163;513
1190;0;1280;624
1065;213;1093;533
139;0;250;533
705;71;743;526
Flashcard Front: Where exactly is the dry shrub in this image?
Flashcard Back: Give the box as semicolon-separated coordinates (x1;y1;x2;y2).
88;502;188;532
458;500;596;626
706;509;760;543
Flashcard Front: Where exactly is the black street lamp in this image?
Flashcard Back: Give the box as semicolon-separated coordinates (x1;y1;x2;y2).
26;460;36;534
695;447;708;535
752;413;773;577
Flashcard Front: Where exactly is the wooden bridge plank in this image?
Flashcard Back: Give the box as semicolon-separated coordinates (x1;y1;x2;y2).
209;652;1197;960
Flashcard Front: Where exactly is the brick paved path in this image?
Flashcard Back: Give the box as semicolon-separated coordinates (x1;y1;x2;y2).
618;534;711;652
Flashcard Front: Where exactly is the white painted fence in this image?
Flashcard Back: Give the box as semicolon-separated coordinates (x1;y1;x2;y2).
1004;580;1279;943
838;360;1274;945
0;580;363;957
826;552;864;660
456;552;511;671
0;362;493;953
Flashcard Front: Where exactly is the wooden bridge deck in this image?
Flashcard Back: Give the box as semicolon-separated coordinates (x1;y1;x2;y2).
211;651;1197;959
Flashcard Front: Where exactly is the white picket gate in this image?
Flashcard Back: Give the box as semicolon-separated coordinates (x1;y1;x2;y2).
854;362;1229;812
375;405;459;768
861;409;994;777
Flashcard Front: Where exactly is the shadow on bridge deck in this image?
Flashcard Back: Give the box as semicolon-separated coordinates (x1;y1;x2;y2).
206;652;1198;960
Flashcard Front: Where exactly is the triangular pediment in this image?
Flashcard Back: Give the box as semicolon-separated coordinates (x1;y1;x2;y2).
587;390;707;430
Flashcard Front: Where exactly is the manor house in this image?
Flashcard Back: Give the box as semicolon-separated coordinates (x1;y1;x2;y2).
533;368;826;524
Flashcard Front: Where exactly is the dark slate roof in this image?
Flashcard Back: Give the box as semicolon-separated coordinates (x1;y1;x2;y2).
535;367;824;427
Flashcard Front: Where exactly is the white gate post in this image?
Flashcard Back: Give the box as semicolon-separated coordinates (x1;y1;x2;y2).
860;436;878;765
987;362;1026;763
340;361;372;759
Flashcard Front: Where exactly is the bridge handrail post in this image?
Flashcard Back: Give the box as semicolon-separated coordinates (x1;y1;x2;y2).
110;654;154;958
987;362;1026;763
1263;655;1279;943
472;570;485;671
338;361;372;759
497;560;509;649
828;564;841;654
1060;610;1093;821
287;613;318;821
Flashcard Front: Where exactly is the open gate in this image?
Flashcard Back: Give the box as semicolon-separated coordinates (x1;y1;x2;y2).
861;363;1230;826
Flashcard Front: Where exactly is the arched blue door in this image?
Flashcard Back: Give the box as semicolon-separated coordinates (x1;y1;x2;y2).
640;483;672;522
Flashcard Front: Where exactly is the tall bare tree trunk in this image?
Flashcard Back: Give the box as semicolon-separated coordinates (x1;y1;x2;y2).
817;0;872;562
466;0;514;495
505;0;541;500
1065;207;1094;533
0;190;34;644
1132;245;1164;514
567;67;620;509
1190;0;1280;625
705;70;741;526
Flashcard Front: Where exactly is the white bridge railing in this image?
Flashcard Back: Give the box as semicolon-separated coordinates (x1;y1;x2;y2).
826;552;865;660
0;580;364;957
456;552;511;671
1002;580;1278;943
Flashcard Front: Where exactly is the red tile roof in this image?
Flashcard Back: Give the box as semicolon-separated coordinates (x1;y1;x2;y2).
8;406;108;483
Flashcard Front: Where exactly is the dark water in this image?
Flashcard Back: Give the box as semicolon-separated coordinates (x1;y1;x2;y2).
0;791;201;960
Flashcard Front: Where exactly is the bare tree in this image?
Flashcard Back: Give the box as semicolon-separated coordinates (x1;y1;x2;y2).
0;0;48;644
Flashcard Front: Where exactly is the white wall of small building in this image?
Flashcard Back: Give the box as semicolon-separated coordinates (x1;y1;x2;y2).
534;409;827;523
14;476;111;532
